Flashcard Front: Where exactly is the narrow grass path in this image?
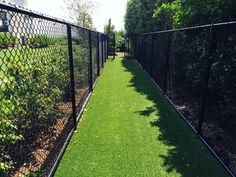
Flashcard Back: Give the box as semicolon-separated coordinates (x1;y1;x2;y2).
55;57;228;177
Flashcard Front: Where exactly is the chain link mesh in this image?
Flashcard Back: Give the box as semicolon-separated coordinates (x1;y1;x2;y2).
0;3;107;177
134;23;236;176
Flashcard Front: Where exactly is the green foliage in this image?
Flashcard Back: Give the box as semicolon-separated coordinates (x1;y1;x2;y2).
54;36;68;46
0;44;70;174
66;0;95;29
115;30;126;52
125;1;236;173
104;19;115;35
104;19;116;54
0;34;19;48
125;0;236;33
0;118;23;175
72;43;90;87
2;46;70;126
28;34;55;48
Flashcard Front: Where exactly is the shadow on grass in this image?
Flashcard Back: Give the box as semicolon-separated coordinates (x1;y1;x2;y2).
121;57;227;177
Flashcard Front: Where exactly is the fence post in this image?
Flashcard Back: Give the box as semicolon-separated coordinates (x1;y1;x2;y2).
150;34;155;76
197;25;215;135
101;35;104;67
106;36;108;60
89;30;93;91
113;33;116;59
104;36;106;61
97;33;100;76
163;32;171;94
67;25;77;128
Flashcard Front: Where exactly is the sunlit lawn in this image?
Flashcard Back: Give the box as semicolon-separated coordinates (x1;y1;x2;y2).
55;56;228;177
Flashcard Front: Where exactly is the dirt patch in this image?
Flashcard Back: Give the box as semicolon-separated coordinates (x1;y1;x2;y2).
7;88;88;177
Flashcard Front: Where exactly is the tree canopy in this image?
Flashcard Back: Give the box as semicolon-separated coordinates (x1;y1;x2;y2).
104;19;116;55
125;0;236;33
66;0;95;29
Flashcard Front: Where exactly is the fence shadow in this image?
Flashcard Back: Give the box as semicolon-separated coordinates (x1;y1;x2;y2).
121;57;227;177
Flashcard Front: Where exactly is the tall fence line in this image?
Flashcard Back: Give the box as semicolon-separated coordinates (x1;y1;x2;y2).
0;2;108;177
132;21;236;177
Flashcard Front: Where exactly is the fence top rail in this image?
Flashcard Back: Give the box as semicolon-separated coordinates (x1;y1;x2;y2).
134;21;236;36
0;1;106;35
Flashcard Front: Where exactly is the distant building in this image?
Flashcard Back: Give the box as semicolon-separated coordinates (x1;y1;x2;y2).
0;0;28;32
0;0;65;41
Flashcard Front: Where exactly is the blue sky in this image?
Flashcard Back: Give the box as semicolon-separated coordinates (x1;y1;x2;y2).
26;0;127;32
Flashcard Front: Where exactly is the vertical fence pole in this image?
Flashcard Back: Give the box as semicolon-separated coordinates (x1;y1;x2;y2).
107;37;108;59
106;36;108;60
101;35;104;67
197;25;215;135
97;33;100;76
113;33;116;59
67;25;77;128
150;34;155;77
163;32;171;94
88;30;93;91
104;36;106;61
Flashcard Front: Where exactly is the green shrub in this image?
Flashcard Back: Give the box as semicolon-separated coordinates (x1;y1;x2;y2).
0;42;91;175
3;47;67;126
72;37;80;45
28;34;55;48
0;45;69;174
0;117;23;176
55;36;68;46
0;34;18;48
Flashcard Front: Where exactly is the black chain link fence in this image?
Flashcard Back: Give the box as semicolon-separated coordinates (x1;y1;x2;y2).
0;2;107;177
133;22;236;177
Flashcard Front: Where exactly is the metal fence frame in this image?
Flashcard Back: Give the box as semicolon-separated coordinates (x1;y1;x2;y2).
0;2;108;177
132;21;236;177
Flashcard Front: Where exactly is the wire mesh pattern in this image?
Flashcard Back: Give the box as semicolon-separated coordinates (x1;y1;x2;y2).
91;31;98;85
133;22;236;176
0;2;107;177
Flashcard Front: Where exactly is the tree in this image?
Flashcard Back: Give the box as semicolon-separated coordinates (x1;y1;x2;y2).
115;30;126;52
104;19;115;36
125;0;236;33
66;0;95;29
104;19;116;55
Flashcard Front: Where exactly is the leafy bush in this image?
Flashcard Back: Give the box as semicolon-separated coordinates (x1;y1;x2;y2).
54;36;68;46
72;44;90;87
0;37;92;175
0;117;23;176
0;44;70;175
72;37;80;45
28;34;55;48
2;46;70;126
0;34;18;48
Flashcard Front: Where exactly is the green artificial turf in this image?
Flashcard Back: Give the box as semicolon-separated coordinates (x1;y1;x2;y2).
55;56;229;177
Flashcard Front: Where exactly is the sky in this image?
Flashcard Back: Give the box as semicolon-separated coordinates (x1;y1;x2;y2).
26;0;127;32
